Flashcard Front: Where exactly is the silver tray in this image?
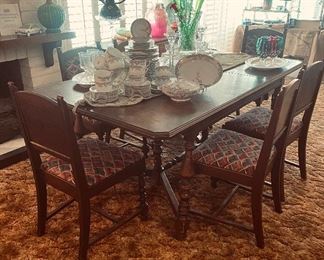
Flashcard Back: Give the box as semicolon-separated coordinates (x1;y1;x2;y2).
84;92;144;107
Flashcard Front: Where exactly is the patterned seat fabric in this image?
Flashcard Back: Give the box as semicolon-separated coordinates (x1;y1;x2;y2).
62;56;83;80
192;129;276;177
223;107;302;139
41;138;143;186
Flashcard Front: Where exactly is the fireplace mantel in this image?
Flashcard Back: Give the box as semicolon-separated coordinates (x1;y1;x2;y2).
0;31;75;67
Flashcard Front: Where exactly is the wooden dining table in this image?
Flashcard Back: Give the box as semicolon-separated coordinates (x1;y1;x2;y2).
32;58;302;240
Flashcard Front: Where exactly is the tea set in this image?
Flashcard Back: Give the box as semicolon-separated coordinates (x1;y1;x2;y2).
124;60;151;98
79;18;223;106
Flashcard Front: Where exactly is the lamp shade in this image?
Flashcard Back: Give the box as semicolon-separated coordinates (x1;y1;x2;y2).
99;0;126;20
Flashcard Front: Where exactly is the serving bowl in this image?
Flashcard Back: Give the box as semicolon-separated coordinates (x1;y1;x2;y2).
160;79;202;102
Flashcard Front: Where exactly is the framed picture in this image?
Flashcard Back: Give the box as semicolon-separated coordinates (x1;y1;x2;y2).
0;3;22;36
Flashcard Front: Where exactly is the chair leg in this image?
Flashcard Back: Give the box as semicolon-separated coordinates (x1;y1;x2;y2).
138;170;149;220
271;157;283;213
78;199;91;260
255;97;262;107
251;189;264;248
298;136;307;180
105;128;112;143
96;131;105;141
36;182;47;236
235;109;240;116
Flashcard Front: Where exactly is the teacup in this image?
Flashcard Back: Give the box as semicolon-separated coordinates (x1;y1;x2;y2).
94;83;114;92
94;70;112;84
125;77;147;86
93;54;107;70
124;81;151;98
89;86;119;103
128;60;147;78
106;58;125;71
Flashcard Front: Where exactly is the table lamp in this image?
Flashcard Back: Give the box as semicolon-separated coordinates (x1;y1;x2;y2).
99;0;126;20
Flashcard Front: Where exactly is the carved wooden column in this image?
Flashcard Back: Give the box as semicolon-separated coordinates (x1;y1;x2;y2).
152;139;163;185
175;133;196;240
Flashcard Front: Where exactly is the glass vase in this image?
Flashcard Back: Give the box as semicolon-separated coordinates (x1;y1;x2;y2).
146;3;168;38
178;12;201;51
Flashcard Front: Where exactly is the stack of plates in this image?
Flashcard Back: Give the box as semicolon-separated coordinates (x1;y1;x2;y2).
125;45;159;81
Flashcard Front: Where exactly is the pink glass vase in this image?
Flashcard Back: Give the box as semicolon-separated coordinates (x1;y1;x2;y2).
146;4;168;38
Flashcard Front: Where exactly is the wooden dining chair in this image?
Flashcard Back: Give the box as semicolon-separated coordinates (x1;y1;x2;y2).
223;61;324;199
10;86;148;259
241;25;288;57
240;25;288;111
57;46;116;141
57;46;99;81
191;79;300;248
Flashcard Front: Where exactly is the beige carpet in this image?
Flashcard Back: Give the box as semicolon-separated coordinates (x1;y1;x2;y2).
0;86;323;259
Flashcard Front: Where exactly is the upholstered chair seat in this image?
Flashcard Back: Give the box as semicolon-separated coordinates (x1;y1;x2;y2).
223;107;303;139
192;129;276;177
41;138;142;186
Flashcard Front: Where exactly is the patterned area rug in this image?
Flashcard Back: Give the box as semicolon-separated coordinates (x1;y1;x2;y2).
0;85;323;259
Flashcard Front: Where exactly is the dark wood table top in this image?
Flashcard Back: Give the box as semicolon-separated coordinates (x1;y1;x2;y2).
33;59;302;139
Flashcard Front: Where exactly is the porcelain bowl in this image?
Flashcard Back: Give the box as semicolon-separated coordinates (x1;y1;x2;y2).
160;79;202;102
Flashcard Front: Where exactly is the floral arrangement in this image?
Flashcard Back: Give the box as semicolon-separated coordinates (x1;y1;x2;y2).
169;0;205;50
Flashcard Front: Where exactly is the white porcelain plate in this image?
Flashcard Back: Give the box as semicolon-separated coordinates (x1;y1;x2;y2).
245;57;289;70
175;54;223;87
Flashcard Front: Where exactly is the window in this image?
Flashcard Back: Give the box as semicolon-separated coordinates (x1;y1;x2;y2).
66;0;96;47
66;0;144;48
64;0;323;51
203;0;245;51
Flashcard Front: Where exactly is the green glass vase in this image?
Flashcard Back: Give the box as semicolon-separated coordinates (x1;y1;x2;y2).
179;12;201;51
37;0;65;33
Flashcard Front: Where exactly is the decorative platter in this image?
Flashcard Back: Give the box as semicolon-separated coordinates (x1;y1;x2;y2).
245;57;289;70
84;92;143;107
175;54;223;87
130;18;151;42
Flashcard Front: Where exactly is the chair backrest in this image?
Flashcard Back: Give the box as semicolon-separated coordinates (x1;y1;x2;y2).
9;84;87;187
255;79;300;180
241;25;288;57
294;61;324;115
57;46;99;81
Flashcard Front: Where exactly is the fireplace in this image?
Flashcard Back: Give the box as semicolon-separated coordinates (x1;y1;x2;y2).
0;60;24;144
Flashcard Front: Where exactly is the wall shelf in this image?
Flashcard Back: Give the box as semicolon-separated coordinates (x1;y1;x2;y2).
243;8;291;25
0;31;76;67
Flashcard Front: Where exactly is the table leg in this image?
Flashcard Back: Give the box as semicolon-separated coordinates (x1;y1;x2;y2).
151;139;163;185
271;86;281;109
271;79;284;109
142;137;149;159
175;135;196;240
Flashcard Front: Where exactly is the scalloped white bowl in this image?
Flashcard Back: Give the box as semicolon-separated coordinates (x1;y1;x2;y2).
160;79;202;102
